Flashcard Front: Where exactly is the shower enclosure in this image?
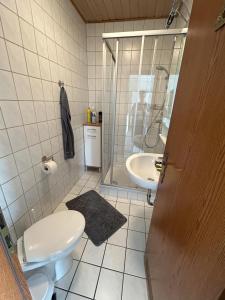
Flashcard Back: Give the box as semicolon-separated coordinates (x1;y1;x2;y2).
101;28;187;189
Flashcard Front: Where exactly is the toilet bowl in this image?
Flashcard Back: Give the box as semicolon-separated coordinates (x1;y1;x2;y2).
17;210;85;283
27;273;54;300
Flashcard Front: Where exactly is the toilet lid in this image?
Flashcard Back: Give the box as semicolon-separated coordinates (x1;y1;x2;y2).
24;210;85;263
27;273;54;300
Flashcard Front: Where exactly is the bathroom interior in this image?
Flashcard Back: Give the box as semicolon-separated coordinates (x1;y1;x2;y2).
1;0;225;300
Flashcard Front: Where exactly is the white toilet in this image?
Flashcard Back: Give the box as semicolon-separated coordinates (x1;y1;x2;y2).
17;210;85;299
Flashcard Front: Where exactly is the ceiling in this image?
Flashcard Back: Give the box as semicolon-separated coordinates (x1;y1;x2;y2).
71;0;172;23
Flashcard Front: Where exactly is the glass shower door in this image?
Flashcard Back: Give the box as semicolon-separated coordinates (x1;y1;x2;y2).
101;41;117;183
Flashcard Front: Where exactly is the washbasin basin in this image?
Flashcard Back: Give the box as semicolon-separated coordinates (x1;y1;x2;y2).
126;153;161;190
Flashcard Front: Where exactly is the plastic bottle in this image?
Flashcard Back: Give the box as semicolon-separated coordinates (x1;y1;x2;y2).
87;107;91;123
91;110;97;124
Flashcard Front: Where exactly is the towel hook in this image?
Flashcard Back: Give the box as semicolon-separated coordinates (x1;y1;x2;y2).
58;80;64;87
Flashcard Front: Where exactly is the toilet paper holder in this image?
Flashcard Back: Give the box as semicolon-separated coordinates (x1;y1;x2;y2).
42;155;54;163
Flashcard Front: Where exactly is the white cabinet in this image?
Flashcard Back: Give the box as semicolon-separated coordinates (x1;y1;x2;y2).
84;125;101;168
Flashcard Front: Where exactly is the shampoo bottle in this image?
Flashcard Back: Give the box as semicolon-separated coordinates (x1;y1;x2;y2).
87;107;91;123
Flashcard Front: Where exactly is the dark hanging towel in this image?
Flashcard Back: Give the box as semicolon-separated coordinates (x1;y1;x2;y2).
60;86;75;159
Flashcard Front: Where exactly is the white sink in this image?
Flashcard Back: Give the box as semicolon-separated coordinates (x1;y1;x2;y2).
126;153;161;190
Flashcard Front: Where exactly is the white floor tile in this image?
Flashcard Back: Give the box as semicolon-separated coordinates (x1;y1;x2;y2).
130;205;145;218
76;179;88;186
102;244;125;272
108;228;127;247
117;197;130;204
70;262;100;298
85;181;97;188
72;238;87;260
128;216;146;232
121;215;128;229
95;268;123;300
122;274;148;300
125;249;146;278
81;240;105;266
116;202;130;214
107;199;116;207
145;207;153;219
55;260;78;290
127;230;146;251
82;232;88;239
54;203;67;213
70;185;83;194
62;193;77;203
80;186;92;194
54;288;67;300
145;219;150;233
131;199;145;206
66;292;88;300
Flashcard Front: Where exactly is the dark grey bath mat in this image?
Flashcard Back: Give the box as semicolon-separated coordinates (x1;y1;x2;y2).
66;190;127;246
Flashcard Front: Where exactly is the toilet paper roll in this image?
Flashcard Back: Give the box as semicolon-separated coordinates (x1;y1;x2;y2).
42;160;58;175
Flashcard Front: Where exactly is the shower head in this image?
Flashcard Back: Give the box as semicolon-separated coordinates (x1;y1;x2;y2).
156;65;169;78
165;0;190;29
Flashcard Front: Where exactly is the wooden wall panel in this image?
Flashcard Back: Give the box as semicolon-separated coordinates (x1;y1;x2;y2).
71;0;171;23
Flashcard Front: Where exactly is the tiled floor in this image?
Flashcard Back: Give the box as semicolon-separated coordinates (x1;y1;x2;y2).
54;170;153;300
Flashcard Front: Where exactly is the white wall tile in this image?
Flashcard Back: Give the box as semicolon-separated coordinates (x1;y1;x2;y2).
34;101;46;121
14;148;32;173
20;18;36;52
24;185;39;208
24;123;39;146
19;101;36;124
0;109;5;129
30;78;44;100
29;143;42;165
0;5;22;45
39;56;51;80
20;167;35;192
0;0;88;241
0;101;22;127
0;37;10;70
30;0;45;33
25;49;40;77
14;211;31;238
0;129;12;157
1;176;23;205
15;0;33;24
35;29;48;58
13;74;32;100
0;154;18;184
0;70;17;100
0;187;6;209
6;41;27;74
7;126;27;152
0;0;17;12
38;122;49;141
2;207;13;227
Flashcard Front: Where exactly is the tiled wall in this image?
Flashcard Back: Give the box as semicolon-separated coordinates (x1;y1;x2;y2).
0;0;88;241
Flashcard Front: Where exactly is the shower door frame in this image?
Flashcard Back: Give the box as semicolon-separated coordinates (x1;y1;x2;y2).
101;28;188;187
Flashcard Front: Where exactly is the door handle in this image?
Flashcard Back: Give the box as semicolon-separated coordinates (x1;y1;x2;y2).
160;152;169;184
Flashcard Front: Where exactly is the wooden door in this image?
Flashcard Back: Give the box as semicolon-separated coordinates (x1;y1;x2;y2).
145;0;225;299
0;238;31;299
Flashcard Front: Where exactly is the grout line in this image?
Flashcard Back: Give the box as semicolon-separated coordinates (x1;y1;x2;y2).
92;238;108;299
64;237;89;297
120;198;130;300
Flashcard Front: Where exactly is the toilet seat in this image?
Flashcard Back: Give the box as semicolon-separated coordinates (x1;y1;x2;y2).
24;210;85;263
27;273;54;300
18;210;85;282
